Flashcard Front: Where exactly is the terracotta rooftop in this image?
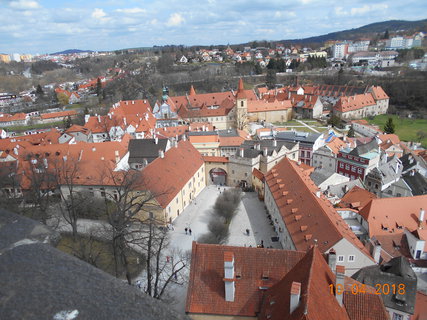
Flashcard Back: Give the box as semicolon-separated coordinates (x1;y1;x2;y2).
40;110;77;120
337;186;377;210
187;243;388;320
203;156;229;163
252;168;264;181
265;158;370;256
359;195;427;238
140;140;204;208
334;94;376;113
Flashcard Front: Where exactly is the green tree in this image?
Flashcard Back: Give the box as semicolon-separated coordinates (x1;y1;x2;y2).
96;77;102;96
384;29;389;39
347;125;355;138
328;115;341;128
63;115;72;129
383;117;396;134
266;69;277;89
57;92;69;106
36;84;44;96
416;130;427;142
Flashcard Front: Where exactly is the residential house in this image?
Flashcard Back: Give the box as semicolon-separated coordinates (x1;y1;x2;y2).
400;153;427;177
310;169;350;191
138;140;205;223
337;138;381;180
365;156;403;197
186;242;388;320
352;257;418;320
127;138;170;170
264;158;375;275
276;130;326;165
312;134;347;173
0;113;29;127
39;110;77;124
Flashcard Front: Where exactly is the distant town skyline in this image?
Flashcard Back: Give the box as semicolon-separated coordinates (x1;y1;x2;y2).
0;0;426;54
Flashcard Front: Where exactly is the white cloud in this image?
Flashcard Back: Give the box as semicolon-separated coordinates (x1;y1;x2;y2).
351;4;388;16
92;8;107;19
334;6;348;16
166;13;185;27
9;0;40;10
115;8;146;14
274;11;296;18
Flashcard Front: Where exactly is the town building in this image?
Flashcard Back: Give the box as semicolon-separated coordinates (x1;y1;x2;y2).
276;131;326;165
337;138;381;180
186;242;388;319
264;158;375;275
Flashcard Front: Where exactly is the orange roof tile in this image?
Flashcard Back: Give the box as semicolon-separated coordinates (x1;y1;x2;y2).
337;186;377;210
40;110;77;120
335;94;376;113
265;158;370;256
139;140;204;208
203;156;229;163
189;135;219;143
359;195;427;238
327;137;347;155
252;168;264;181
413;291;427;320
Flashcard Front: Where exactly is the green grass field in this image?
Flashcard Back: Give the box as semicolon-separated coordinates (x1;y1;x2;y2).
5;121;64;132
367;115;427;148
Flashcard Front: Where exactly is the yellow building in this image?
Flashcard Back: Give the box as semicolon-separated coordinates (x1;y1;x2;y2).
0;54;11;63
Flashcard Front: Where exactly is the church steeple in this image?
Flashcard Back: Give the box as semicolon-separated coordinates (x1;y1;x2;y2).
162;86;169;102
236;78;247;99
189;85;196;96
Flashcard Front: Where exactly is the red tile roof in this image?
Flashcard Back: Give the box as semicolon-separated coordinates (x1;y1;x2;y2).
413;291;427;320
252;168;264;181
203;156;229;163
265;158;370;256
40;110;77;120
359;195;427;238
140;140;204;208
370;86;389;100
0;113;27;122
186;242;306;316
337;186;377;210
335;94;376;113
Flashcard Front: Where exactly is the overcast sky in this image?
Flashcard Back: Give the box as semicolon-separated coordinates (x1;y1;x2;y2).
0;0;426;54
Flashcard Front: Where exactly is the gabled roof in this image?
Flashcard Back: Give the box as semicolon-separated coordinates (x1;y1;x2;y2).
338;186;377;210
402;171;427;196
334;93;376;113
128;138;169;164
352;257;417;315
359;195;427;237
326;136;347;155
252;167;264;181
40;110;77;120
186;242;306;316
265;158;370;255
139;140;204;208
369;86;389;100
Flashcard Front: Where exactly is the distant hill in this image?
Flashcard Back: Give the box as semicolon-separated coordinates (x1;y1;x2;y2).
279;19;427;44
51;49;94;55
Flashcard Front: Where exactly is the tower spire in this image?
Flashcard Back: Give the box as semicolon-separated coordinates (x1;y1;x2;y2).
236;78;247;99
189;85;196;96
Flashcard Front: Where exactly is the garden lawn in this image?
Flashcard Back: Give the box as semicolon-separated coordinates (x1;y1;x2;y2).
367;115;427;148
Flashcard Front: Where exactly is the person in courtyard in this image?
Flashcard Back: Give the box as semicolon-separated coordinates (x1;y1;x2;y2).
185;227;188;234
189;228;192;235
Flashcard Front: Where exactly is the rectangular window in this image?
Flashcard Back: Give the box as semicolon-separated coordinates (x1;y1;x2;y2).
351;166;356;172
345;164;350;170
358;168;362;174
348;255;355;262
339;163;344;168
338;255;344;262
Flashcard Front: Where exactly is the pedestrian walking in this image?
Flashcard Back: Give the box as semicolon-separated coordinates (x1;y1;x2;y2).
189;228;192;235
185;227;188;234
246;229;250;236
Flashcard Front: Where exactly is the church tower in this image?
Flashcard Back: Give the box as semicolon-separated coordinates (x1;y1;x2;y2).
236;78;248;130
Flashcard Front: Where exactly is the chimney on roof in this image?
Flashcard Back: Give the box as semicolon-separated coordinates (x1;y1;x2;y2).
182;134;187;141
315;190;321;198
132;100;135;104
97;115;101;123
85;114;90;123
290;281;301;315
13;147;18;155
123;117;127;126
273;139;277;147
145;113;149;120
419;208;425;229
256;143;261;151
328;249;337;272
155;136;158;144
263;147;268;157
240;147;244;157
373;240;382;263
335;265;345;306
159;150;164;159
115;150;120;164
224;252;235;302
92;147;96;152
108;113;112;119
